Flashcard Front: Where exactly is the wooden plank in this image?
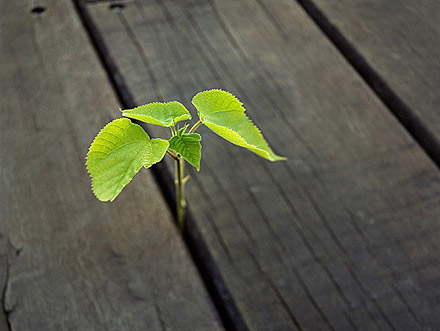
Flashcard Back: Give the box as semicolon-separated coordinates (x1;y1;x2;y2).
0;1;223;330
297;0;440;164
84;0;440;329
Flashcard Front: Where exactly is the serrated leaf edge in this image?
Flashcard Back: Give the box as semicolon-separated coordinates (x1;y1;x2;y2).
192;90;285;161
121;101;191;127
86;118;151;202
203;117;285;161
192;89;246;116
169;133;202;171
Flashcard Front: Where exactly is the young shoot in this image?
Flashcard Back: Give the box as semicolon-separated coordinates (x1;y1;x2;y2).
86;89;286;229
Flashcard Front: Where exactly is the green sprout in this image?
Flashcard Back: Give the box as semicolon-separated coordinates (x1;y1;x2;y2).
86;89;286;229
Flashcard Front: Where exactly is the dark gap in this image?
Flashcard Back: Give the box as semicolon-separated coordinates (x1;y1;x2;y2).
72;1;248;330
109;3;125;12
296;0;440;170
31;6;46;15
82;0;123;3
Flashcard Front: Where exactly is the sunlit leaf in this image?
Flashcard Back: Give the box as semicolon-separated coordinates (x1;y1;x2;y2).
169;133;202;171
86;118;168;201
192;89;285;161
122;101;191;127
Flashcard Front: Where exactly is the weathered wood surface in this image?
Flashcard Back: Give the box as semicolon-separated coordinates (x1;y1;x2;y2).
84;0;440;330
298;0;440;164
0;0;223;330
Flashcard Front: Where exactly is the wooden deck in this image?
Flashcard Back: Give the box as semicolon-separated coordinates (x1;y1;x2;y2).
1;0;440;330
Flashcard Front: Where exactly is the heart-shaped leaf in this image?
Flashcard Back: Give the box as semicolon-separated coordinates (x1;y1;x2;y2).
86;118;168;201
169;133;202;171
192;89;285;161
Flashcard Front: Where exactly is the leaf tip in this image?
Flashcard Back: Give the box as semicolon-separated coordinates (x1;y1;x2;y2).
270;155;287;162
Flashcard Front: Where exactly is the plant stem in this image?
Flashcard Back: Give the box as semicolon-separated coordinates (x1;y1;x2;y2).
175;156;185;231
166;150;178;160
188;120;203;134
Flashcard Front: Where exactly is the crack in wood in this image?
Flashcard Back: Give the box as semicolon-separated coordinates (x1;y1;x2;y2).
1;239;22;331
1;260;11;331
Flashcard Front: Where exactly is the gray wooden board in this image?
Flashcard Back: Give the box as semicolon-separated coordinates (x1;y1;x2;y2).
85;0;440;329
298;0;440;163
0;0;223;330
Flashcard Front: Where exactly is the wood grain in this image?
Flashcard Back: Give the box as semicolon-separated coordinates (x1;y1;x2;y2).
84;0;440;329
0;0;222;330
297;0;440;165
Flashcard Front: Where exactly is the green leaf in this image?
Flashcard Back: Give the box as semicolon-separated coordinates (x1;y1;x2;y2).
192;89;286;161
146;139;169;169
86;118;169;202
169;133;202;171
122;101;191;127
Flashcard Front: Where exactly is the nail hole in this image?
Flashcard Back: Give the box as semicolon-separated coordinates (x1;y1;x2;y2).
109;3;125;12
31;6;46;15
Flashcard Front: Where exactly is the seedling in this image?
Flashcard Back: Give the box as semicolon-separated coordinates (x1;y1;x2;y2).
86;89;285;229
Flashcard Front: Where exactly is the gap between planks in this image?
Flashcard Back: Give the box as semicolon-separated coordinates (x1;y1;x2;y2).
72;1;247;330
296;0;440;170
74;0;440;329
